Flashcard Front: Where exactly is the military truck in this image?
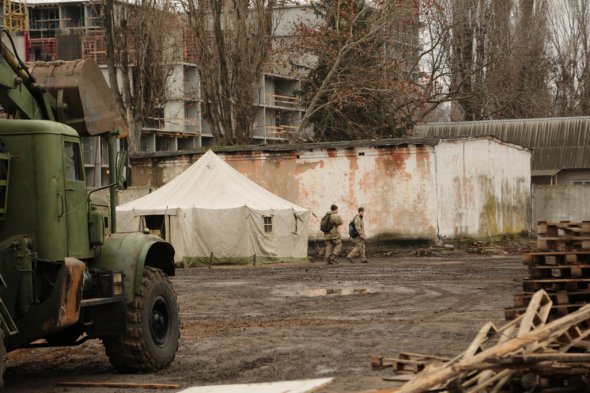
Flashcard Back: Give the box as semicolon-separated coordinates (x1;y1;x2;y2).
0;29;179;385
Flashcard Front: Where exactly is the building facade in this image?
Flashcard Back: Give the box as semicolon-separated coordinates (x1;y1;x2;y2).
1;0;309;186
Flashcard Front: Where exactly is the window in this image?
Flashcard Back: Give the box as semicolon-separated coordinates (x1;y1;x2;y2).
142;215;166;240
64;141;83;181
263;216;273;233
571;180;590;186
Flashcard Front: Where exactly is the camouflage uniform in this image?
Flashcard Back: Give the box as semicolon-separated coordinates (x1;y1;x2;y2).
347;214;367;262
324;211;343;262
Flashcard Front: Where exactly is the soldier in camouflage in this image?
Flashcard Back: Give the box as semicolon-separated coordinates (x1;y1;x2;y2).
324;204;343;264
347;207;368;263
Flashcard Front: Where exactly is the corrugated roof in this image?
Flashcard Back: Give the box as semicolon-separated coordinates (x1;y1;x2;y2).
414;116;590;170
531;169;561;177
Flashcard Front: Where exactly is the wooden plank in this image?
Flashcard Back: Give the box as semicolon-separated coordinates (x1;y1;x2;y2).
178;378;334;393
383;375;416;382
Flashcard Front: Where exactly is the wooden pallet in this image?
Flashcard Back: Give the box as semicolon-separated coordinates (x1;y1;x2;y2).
522;278;590;292
537;221;590;236
523;251;590;265
505;303;586;321
528;264;590;279
513;290;590;308
537;236;590;251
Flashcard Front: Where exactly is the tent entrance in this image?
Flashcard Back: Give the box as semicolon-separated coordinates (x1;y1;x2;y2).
141;215;170;241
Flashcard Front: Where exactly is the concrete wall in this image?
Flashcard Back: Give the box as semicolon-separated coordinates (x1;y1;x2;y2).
533;185;590;223
436;138;531;238
555;169;590;185
128;138;531;240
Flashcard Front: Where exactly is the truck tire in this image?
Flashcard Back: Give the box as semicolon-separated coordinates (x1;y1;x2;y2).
103;267;179;373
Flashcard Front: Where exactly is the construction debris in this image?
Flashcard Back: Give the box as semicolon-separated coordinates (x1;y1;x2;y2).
506;221;590;321
388;289;590;393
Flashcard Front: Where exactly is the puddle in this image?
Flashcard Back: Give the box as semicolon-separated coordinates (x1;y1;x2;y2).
282;287;379;297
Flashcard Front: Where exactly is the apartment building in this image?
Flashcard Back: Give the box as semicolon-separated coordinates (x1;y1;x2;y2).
1;0;309;186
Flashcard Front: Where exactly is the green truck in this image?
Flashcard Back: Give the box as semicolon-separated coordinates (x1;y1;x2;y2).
0;29;179;385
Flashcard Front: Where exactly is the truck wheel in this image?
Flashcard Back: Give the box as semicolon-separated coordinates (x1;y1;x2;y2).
103;267;179;373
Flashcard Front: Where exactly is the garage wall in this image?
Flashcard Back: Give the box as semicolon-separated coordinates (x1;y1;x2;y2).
435;138;531;237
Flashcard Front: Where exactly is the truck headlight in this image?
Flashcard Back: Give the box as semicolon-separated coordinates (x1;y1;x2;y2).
112;271;124;296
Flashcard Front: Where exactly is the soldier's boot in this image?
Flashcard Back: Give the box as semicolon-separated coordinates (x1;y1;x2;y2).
346;255;354;263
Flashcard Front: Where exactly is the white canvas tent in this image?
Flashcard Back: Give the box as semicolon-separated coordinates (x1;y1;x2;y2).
116;150;309;265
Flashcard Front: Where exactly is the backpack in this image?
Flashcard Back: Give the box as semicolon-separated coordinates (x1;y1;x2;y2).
349;218;359;238
320;214;334;233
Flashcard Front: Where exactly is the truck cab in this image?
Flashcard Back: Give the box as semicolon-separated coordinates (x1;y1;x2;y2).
0;31;180;385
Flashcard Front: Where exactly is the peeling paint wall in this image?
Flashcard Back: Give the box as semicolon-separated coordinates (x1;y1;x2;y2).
435;139;531;237
128;138;531;240
221;146;439;240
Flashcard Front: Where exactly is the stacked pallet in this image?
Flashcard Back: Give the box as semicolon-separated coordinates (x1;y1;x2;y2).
505;221;590;321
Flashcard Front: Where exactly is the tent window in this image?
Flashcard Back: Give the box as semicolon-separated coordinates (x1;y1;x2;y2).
143;215;166;240
263;216;273;233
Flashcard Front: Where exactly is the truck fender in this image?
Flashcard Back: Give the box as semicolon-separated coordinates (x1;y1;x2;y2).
90;233;175;301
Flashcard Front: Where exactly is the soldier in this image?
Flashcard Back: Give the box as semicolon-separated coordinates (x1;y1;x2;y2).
322;204;343;264
347;207;368;263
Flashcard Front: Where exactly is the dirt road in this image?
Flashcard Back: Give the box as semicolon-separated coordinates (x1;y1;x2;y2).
4;255;526;392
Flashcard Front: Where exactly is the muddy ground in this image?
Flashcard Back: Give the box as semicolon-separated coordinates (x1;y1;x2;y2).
3;253;527;392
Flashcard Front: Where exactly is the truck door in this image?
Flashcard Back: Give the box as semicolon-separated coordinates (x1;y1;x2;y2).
63;138;90;258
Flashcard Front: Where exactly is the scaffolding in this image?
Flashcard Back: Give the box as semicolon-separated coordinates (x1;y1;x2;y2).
3;0;27;32
82;33;106;64
183;26;197;63
27;37;56;61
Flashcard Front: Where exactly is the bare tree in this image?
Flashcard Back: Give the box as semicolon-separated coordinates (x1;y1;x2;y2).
182;0;276;145
102;0;178;153
446;0;552;121
548;0;590;115
289;0;455;141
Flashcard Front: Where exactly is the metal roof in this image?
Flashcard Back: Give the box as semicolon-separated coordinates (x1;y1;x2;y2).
531;169;561;177
414;116;590;171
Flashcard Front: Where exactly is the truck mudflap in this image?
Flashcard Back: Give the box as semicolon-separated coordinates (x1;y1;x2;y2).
89;232;174;301
5;257;85;351
52;258;85;329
